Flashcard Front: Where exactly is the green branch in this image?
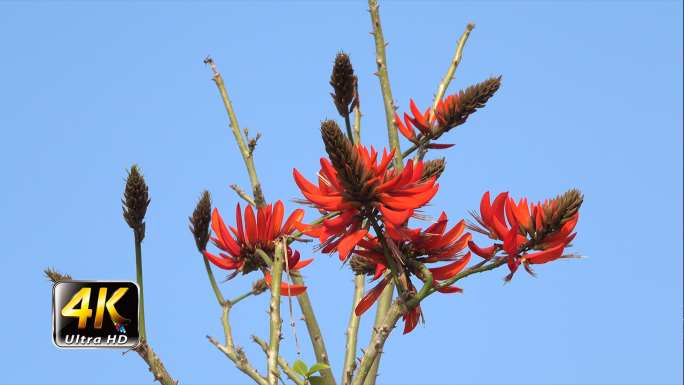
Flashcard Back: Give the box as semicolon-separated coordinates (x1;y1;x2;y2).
351;302;405;385
206;302;268;385
342;275;365;385
252;335;306;385
202;254;225;306
134;241;146;340
206;57;266;208
430;257;508;294
267;243;286;385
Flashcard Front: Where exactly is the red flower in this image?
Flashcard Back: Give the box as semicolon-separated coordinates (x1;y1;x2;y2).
467;190;583;283
293;144;439;261
395;100;456;150
203;201;310;296
351;212;472;334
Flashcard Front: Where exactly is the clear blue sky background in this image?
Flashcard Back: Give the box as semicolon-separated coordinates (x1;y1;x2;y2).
1;1;681;384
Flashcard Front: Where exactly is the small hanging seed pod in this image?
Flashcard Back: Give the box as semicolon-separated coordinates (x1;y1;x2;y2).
330;51;358;118
189;190;212;252
122;164;151;243
252;278;270;296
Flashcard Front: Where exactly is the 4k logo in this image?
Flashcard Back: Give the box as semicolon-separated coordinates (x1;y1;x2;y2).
52;281;140;349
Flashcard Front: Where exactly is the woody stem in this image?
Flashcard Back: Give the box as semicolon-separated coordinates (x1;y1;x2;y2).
207;58;266;208
342;274;365;385
428;23;475;122
267;243;285;385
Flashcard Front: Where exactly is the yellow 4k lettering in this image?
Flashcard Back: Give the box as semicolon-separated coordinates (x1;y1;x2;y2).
62;287;131;329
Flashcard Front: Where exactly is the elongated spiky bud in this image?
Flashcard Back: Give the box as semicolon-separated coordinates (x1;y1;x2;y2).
44;267;72;283
330;51;358;118
421;158;447;183
122;164;151;243
545;189;584;230
189;190;212;252
435;76;502;132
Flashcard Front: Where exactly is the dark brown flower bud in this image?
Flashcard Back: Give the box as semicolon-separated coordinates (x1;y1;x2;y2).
44;266;72;283
350;255;376;276
189;190;212;253
122;164;151;243
435;76;502;132
252;278;270;296
330;51;358;118
545;188;584;231
421;158;446;183
320;119;364;195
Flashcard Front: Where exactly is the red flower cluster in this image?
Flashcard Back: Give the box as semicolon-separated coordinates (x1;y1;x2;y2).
467;191;582;283
293;144;439;262
396;98;464;149
351;212;472;334
203;201;311;296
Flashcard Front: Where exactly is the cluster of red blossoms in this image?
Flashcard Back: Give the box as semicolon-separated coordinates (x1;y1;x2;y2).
467;190;584;283
203;201;311;296
293;120;439;263
351;212;473;334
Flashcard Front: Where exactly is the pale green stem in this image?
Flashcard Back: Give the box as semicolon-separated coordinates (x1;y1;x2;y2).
405;261;433;308
366;3;405;382
291;273;337;385
430;257;508;294
206;302;268;385
344;114;355;145
231;290;254;306
267;243;285;385
252;335;306;385
207;59;266;208
353;102;362;144
135;241;146;340
428;23;475;122
368;0;402;171
351;302;405;385
202;254;225;306
342;275;365;385
256;248;274;268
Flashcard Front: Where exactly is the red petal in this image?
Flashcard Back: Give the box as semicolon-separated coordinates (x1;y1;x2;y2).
203;250;243;270
293;168;319;195
379;206;411;226
426;143;455;149
433;220;466;250
355;276;390;316
338;229;368;261
403;305;421;334
264;274;307;296
526;243;565;264
292;258;313;270
269;201;285;240
428;252;471;280
468;240;495;259
480;191;493;226
244;205;257;245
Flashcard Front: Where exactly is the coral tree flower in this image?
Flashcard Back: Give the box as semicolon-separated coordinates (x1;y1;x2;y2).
350;212;472;334
395;100;455;150
466;189;584;283
293;120;439;262
203;201;310;296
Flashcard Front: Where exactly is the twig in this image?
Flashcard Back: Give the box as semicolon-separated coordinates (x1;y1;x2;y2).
252;335;306;385
205;56;266;208
283;238;301;354
231;184;257;207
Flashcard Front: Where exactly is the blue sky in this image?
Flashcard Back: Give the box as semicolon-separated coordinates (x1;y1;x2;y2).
1;1;682;384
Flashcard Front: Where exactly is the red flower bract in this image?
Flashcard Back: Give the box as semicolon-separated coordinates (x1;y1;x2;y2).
202;201;310;296
467;190;583;283
293;143;438;261
351;212;472;334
